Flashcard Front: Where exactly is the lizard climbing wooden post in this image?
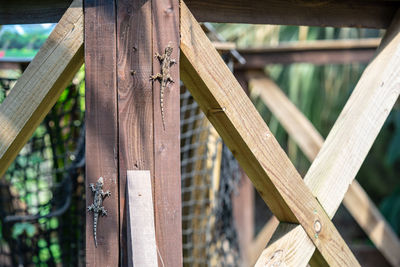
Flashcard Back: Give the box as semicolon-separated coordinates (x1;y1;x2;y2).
150;41;177;130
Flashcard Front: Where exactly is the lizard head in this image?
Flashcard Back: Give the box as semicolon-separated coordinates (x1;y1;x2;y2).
165;41;173;56
96;177;104;188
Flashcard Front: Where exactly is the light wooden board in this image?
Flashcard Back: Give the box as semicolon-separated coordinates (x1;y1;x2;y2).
254;10;400;266
0;0;83;178
250;76;400;267
126;170;158;267
180;1;359;266
84;0;119;265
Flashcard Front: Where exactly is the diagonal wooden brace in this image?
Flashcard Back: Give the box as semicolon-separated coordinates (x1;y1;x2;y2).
0;0;84;178
250;76;400;267
256;10;400;267
180;1;359;266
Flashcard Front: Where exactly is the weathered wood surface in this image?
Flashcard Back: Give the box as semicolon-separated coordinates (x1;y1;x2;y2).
180;2;359;266
0;0;73;24
255;10;400;266
117;0;182;265
0;0;83;178
4;0;400;29
152;0;182;265
186;0;400;29
84;0;119;265
126;171;158;267
237;39;380;68
250;76;400;267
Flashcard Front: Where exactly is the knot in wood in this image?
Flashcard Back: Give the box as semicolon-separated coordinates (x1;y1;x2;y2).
265;249;285;267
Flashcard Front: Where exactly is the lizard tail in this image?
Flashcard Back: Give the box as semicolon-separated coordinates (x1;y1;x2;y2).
94;213;98;247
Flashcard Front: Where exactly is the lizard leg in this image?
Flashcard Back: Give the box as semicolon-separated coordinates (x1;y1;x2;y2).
102;190;111;198
170;59;176;65
87;204;95;212
89;184;96;193
100;207;108;216
150;73;162;81
154;53;164;62
167;76;174;83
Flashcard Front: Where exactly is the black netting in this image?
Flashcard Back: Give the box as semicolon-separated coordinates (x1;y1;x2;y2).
0;73;85;266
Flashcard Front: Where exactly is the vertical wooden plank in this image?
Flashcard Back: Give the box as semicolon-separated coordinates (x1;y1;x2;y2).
116;0;154;265
117;0;181;265
127;170;158;267
152;0;182;265
232;171;254;265
84;0;119;265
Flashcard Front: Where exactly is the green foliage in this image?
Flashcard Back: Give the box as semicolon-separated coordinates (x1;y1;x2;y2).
12;223;36;239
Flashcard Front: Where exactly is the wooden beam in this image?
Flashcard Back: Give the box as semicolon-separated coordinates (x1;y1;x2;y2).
236;39;380;68
116;0;182;265
0;58;31;71
84;0;119;265
186;0;400;29
250;76;400;267
126;171;158;267
0;0;83;178
256;10;400;267
0;0;72;25
180;2;359;265
4;0;399;28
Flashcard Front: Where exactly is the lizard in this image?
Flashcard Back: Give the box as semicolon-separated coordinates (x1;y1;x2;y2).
150;41;176;130
87;177;111;247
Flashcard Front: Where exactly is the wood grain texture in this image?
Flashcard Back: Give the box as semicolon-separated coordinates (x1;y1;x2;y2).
250;76;400;267
117;0;182;265
0;0;72;24
126;171;158;267
185;0;400;29
152;0;182;265
4;0;400;28
305;10;400;224
84;0;119;265
253;10;400;264
116;0;154;265
237;39;379;68
180;2;359;266
0;0;83;178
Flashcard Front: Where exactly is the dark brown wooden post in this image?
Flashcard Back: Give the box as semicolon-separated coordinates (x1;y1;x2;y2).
85;0;181;264
151;0;182;265
84;0;119;266
116;0;182;266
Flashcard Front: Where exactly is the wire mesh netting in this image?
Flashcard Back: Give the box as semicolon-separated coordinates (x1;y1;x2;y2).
180;86;241;266
0;72;86;266
0;70;241;266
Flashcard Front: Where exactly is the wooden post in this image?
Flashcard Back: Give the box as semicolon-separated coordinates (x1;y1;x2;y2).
116;0;182;266
84;0;119;265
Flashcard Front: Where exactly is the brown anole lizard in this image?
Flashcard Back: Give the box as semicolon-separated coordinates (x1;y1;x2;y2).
150;42;176;130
